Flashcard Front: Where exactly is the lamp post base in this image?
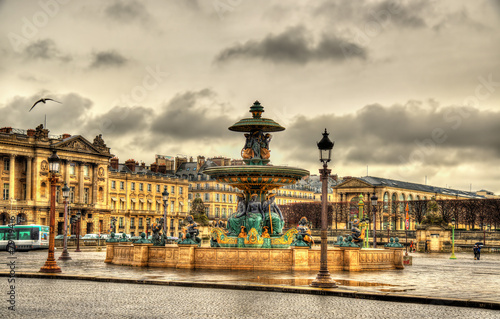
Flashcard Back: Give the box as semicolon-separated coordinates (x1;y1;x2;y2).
310;271;337;288
450;253;457;260
58;250;72;260
39;260;62;273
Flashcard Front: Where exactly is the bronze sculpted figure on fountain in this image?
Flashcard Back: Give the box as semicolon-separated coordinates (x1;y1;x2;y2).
292;217;313;247
246;194;264;234
178;215;201;246
151;218;165;246
227;194;247;235
241;130;272;164
262;194;284;235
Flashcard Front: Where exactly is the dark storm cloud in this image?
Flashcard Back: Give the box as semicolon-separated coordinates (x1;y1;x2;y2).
366;0;427;28
150;89;236;140
104;0;151;23
214;26;367;65
276;101;500;168
86;105;152;137
22;39;71;62
89;51;127;68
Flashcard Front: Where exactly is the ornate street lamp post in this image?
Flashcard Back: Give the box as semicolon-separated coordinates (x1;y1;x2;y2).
59;183;71;260
371;194;378;248
450;217;456;259
311;129;337;288
40;150;62;273
162;188;169;236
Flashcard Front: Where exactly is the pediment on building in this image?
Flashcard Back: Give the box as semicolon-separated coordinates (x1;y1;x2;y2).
53;135;109;156
336;178;373;189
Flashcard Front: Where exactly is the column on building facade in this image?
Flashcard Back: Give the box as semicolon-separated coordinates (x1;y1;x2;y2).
26;156;32;201
92;164;97;204
79;163;85;203
9;154;15;200
65;160;70;185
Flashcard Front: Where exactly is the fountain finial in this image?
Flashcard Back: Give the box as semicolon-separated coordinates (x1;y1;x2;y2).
249;100;264;118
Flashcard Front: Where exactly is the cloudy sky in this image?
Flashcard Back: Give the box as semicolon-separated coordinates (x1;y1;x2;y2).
1;0;500;193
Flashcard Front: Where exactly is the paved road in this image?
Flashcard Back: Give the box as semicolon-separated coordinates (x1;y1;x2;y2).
1;250;499;303
3;278;499;319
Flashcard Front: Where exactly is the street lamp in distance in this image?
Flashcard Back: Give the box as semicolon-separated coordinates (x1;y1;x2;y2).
162;188;169;236
40;150;62;273
450;217;456;259
310;129;337;289
371;194;378;248
59;183;71;260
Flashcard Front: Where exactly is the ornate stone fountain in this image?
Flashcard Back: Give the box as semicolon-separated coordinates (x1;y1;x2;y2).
205;101;309;248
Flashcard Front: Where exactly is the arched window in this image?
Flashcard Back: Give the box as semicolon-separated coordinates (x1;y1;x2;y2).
383;192;389;213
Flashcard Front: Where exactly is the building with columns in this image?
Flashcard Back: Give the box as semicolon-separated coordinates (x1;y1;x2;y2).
0;125;112;236
333;176;483;231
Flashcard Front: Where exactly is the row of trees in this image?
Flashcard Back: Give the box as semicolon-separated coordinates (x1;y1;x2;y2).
281;198;500;230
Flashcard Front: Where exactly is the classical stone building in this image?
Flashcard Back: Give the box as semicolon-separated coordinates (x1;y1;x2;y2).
175;156;242;223
0;125;112;236
108;158;189;238
333;176;483;231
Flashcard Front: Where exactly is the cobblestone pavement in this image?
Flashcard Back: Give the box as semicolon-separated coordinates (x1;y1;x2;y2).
1;250;500;303
3;278;500;318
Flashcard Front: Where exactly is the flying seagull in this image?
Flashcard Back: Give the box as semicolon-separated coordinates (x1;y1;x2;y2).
29;98;61;112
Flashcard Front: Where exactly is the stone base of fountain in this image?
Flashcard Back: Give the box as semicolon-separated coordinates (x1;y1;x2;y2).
105;242;404;271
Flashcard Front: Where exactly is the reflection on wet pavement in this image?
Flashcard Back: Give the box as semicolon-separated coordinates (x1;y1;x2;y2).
1;250;499;302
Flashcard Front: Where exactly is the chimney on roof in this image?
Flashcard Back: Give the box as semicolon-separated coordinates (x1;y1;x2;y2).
27;129;35;137
110;157;119;170
158;163;167;174
125;159;136;172
150;162;158;173
141;162;146;168
62;133;71;139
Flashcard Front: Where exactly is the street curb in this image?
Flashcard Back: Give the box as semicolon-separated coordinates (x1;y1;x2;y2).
1;272;499;310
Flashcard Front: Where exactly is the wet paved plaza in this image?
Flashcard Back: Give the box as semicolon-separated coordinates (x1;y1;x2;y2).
1;249;499;304
4;278;500;318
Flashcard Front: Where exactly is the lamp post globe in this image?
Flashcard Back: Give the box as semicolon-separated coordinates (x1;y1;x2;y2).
311;129;337;288
317;129;334;164
59;182;72;260
40;150;62;273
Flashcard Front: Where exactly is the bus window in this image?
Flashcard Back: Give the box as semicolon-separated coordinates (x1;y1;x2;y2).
31;228;39;240
18;229;31;240
0;230;5;240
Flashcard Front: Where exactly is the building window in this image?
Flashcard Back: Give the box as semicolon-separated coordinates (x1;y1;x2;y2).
196;184;200;190
216;184;220;190
120;182;124;190
205;207;209;215
3;158;10;171
171;186;175;194
139;202;144;210
222;208;226;219
119;200;124;210
204;193;209;201
188;194;192;200
222;194;226;202
229;195;233;203
170;219;174;229
156;185;160;192
70;187;75;203
111;201;115;209
170;201;174;212
3;183;9;200
130;218;135;227
56;186;61;203
131;182;135;191
215;207;220;218
119;217;124;227
69;163;75;175
147;184;151;192
216;194;220;202
131;200;136;210
111;181;116;189
139;218;143;227
179;187;183;195
83;165;89;177
84;188;89;204
229;208;233;215
205;183;209;190
139;183;143;191
147;202;151;211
